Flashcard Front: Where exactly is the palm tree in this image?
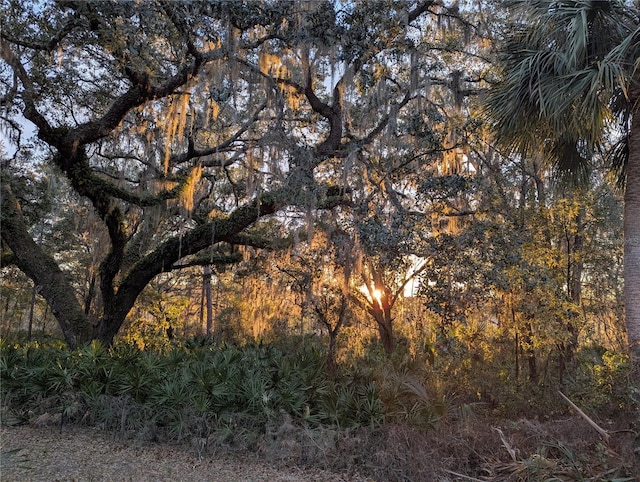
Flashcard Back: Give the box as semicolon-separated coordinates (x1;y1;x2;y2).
485;1;640;363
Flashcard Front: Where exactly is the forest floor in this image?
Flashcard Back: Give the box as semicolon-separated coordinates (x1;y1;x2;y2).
1;414;638;482
0;424;371;482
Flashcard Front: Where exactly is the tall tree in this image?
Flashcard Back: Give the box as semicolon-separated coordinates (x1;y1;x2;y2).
485;0;640;363
2;0;466;347
279;229;353;375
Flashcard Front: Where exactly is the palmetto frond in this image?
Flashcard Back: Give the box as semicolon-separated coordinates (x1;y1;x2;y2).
486;0;640;179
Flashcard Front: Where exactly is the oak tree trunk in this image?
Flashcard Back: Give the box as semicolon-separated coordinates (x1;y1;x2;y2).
1;182;91;348
204;265;213;338
371;305;395;356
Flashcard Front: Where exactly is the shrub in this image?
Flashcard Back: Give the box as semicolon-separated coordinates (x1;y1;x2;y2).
0;337;386;441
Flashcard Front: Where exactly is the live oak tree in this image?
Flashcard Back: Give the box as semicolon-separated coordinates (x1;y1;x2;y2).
339;4;491;355
1;0;281;347
1;0;474;347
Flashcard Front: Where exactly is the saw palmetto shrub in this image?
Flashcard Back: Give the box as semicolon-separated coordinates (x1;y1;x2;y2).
0;337;386;442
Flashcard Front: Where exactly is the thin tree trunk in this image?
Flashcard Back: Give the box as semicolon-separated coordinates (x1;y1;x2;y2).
42;304;49;335
372;307;395;355
510;293;520;380
28;284;36;342
524;319;538;384
557;209;583;383
515;331;520;381
199;274;205;333
312;296;346;378
566;211;583;363
204;265;213;338
214;274;221;330
84;271;96;315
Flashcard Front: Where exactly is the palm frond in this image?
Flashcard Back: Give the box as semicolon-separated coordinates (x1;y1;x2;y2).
608;136;629;188
484;0;636;180
549;137;592;187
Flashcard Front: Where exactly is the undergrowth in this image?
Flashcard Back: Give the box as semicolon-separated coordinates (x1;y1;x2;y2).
0;337;388;441
1;336;638;481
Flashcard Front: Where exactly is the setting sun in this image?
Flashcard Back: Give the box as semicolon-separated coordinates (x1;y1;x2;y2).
372;289;383;303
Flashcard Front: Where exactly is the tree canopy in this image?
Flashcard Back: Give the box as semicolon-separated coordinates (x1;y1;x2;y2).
0;0;632;375
2;0;485;347
485;0;640;362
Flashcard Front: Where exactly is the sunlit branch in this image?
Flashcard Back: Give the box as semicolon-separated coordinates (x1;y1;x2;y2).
170;101;268;167
169;252;243;270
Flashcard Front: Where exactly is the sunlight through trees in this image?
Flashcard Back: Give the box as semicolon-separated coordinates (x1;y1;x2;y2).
0;0;636;425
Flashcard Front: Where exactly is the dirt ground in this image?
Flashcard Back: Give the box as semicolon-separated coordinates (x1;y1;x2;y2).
2;415;638;481
0;425;371;482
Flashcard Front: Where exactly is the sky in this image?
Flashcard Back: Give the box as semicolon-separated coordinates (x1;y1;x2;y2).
0;116;38;159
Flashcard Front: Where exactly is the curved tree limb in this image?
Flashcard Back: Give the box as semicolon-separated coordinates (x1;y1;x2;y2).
0;181;90;347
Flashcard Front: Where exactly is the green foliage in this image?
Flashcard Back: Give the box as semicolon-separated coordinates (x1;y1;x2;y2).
0;338;388;441
2;335;637;481
376;365;444;429
565;347;636;414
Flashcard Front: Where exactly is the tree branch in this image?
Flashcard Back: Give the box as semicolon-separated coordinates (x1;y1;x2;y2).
0;13;86;52
0;181;89;347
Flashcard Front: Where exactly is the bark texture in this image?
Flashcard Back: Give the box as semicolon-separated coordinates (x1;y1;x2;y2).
624;106;640;365
0;182;91;348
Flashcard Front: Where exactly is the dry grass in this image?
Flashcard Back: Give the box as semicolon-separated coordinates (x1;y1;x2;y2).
1;410;637;482
267;414;638;481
